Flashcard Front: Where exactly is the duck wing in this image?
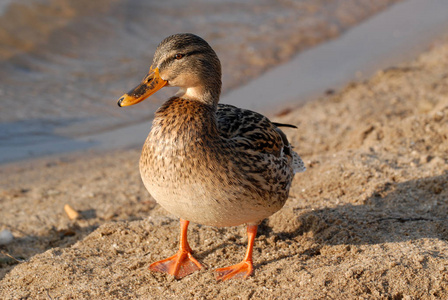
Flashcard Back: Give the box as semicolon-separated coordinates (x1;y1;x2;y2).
216;104;288;156
216;104;305;173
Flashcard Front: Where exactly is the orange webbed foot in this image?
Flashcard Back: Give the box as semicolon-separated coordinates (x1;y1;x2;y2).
215;260;253;281
215;224;258;281
149;249;203;279
149;219;204;279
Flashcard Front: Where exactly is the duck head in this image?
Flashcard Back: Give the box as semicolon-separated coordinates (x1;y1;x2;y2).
117;33;222;108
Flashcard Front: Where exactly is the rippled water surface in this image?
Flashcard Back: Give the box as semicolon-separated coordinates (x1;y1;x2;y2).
0;0;400;149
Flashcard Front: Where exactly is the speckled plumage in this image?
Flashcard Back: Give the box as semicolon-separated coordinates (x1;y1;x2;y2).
140;99;304;227
118;33;305;280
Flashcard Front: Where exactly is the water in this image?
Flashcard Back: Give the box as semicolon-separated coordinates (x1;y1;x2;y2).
0;0;401;162
225;0;448;112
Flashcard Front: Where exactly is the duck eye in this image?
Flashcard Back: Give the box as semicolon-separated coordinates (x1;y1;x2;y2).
174;53;184;60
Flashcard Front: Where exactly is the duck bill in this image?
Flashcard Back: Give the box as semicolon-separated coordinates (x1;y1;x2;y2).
117;67;167;107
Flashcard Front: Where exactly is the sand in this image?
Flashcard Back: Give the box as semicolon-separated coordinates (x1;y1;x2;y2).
1;27;448;300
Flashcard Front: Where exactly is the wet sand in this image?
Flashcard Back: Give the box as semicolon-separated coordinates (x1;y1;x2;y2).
1;16;448;300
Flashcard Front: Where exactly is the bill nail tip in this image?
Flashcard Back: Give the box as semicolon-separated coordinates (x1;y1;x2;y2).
117;97;124;107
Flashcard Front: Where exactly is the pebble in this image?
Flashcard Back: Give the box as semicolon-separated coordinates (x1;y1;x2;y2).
0;229;14;245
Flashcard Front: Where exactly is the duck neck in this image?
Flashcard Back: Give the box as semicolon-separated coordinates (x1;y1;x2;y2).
177;81;221;110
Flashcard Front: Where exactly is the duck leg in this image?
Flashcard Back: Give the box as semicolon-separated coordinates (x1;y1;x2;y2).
215;224;257;281
149;218;203;279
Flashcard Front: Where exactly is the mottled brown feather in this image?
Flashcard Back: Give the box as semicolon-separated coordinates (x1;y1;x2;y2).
135;33;305;227
140;98;302;226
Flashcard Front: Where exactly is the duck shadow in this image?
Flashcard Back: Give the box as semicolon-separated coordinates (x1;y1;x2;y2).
255;172;448;267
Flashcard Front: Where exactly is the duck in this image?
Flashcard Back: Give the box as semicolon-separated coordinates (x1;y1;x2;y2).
117;33;305;281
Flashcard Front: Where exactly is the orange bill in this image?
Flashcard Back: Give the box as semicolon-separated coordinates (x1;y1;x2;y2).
117;67;167;107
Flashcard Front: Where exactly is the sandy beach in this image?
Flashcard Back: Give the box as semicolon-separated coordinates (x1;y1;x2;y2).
1;1;448;299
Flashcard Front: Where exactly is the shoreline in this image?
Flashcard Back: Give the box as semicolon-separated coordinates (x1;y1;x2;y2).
2;0;448;165
0;0;401;164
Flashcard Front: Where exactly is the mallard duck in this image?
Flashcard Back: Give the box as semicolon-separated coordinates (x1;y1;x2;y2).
117;33;305;281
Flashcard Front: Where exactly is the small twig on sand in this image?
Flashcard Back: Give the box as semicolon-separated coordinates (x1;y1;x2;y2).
0;249;26;263
372;217;448;224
